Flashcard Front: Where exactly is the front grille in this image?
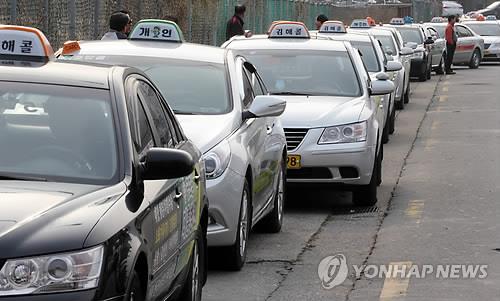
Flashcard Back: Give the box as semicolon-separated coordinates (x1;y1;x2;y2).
287;167;332;179
284;128;308;151
485;43;491;49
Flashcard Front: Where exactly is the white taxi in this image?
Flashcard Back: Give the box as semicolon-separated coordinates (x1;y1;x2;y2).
223;22;395;206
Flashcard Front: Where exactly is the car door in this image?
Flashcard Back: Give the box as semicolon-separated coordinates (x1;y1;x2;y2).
127;77;182;301
455;25;475;63
136;80;203;285
236;58;270;218
427;27;444;65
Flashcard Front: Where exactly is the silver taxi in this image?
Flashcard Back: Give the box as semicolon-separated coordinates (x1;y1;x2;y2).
315;21;402;144
223;22;395;206
461;20;500;61
58;20;287;270
429;22;485;69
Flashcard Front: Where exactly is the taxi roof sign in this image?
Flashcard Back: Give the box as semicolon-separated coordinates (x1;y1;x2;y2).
268;21;310;39
486;15;497;21
0;25;53;60
431;17;447;23
319;21;347;34
129;19;184;42
350;19;370;28
390;18;405;25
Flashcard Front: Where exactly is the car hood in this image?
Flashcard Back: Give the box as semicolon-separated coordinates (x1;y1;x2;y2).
176;113;237;153
482;36;500;44
278;96;365;128
0;181;126;259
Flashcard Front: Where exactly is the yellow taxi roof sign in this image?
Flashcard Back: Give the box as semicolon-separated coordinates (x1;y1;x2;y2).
0;25;53;60
268;21;310;39
129;19;184;42
319;21;347;34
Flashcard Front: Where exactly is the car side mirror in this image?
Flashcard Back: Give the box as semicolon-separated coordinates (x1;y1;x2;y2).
243;95;286;119
406;42;418;49
385;61;403;72
370;73;395;96
400;47;414;55
424;37;435;45
141;148;194;180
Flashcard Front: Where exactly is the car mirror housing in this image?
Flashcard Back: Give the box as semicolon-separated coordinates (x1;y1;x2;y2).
243;95;286;119
424;37;435;45
385;61;403;72
400;47;414;56
141;148;194;180
370;75;395;96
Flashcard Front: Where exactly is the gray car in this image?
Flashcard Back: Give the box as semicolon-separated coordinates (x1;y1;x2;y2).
57;19;288;271
430;22;485;69
423;24;447;74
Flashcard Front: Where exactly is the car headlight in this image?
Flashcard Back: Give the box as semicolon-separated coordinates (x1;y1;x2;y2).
0;245;103;296
411;50;424;59
203;140;231;179
318;121;367;145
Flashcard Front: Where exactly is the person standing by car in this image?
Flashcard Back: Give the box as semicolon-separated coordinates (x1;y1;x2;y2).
226;5;252;40
315;14;329;30
445;15;458;74
101;11;132;40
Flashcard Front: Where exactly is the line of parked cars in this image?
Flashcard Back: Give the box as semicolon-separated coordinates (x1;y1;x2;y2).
0;14;499;300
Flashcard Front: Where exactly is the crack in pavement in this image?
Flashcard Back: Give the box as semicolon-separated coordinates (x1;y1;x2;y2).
344;77;444;301
263;213;333;301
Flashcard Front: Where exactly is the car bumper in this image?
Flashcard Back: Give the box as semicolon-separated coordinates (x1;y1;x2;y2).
0;290;122;301
206;167;245;247
483;49;500;61
410;58;427;76
287;128;376;186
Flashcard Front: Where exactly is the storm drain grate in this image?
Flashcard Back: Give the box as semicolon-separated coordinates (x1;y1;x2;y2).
463;83;491;86
331;206;380;216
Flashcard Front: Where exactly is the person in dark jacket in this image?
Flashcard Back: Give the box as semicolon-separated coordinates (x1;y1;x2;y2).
226;5;251;40
444;15;458;74
101;11;131;40
315;14;329;30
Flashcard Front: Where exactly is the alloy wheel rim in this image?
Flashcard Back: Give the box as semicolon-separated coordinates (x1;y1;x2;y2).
191;243;199;300
239;190;248;256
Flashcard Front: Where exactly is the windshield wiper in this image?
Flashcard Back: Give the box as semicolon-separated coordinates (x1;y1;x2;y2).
0;173;47;182
272;92;312;96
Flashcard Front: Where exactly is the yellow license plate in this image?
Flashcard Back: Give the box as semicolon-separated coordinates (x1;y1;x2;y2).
287;155;301;169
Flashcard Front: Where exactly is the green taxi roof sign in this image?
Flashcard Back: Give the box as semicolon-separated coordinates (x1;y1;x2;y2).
319;21;347;34
129;19;184;43
268;21;310;39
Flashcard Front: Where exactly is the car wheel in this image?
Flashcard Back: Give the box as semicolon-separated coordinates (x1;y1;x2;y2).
436;55;445;74
469;49;481;69
403;80;410;104
223;180;251;270
257;159;285;233
352;148;380;206
127;271;145;301
426;61;432;80
419;65;427;82
389;104;396;135
178;230;204;301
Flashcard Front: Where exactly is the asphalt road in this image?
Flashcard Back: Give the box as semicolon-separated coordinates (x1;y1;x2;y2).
203;63;500;301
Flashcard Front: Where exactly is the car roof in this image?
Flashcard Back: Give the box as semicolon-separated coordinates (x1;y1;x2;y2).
0;60;113;89
69;40;226;65
461;20;500;25
224;36;348;52
367;28;394;36
387;24;423;29
318;32;373;43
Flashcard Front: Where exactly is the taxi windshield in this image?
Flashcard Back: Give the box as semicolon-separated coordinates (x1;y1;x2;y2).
350;41;381;72
239;50;361;97
465;24;500;36
374;35;397;56
397;27;424;45
0;82;118;184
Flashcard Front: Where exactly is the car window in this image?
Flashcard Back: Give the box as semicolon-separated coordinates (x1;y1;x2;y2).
248;69;265;96
456;26;472;37
397;27;424;44
127;88;154;158
465;23;500;36
241;68;255;108
375;35;397;56
351;41;381;72
239;50;362;97
138;81;175;148
433;26;445;39
0;82;118;184
427;27;439;39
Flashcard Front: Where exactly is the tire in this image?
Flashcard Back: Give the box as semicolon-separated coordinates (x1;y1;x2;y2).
127;271;145;301
418;65;427;82
178;231;204;301
257;159;285;233
389;104;396;135
222;180;251;271
469;49;481;69
426;61;432;80
403;80;410;104
352;148;380;206
436;55;445;74
377;144;383;186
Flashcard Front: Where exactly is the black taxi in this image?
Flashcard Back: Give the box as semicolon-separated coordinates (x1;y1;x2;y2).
0;25;207;301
